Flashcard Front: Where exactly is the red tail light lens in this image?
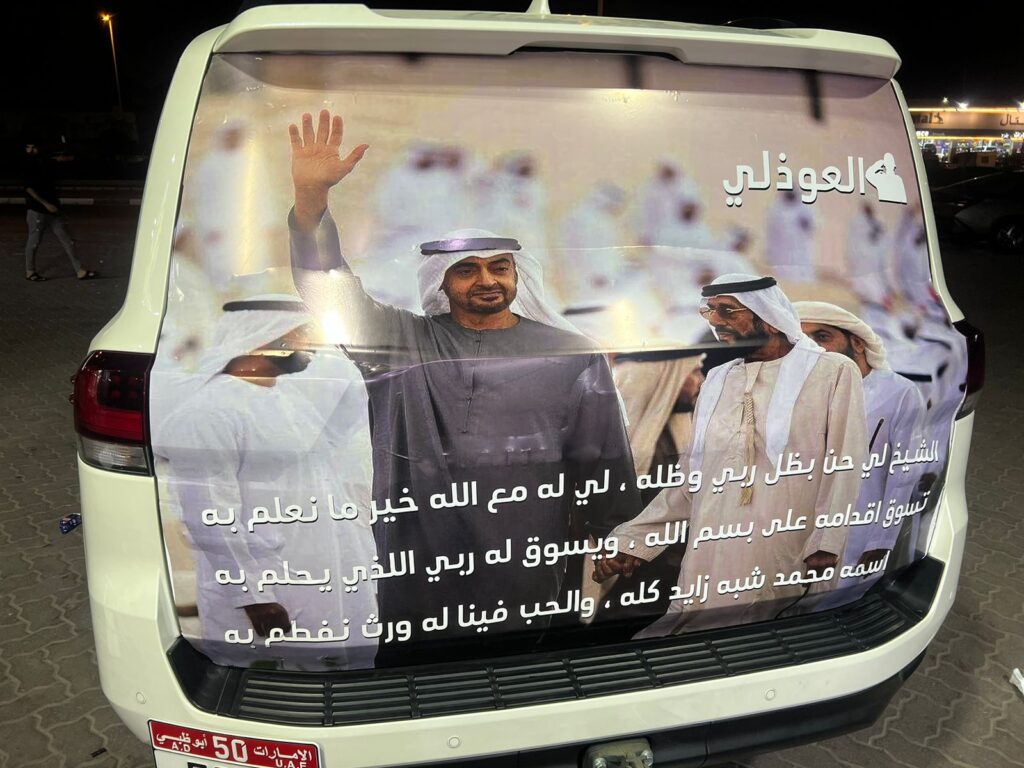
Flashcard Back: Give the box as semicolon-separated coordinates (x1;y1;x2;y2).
73;351;153;474
954;320;984;418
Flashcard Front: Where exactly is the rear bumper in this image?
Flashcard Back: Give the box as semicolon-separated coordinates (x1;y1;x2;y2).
163;560;938;767
416;650;923;767
80;413;973;768
166;558;943;728
700;650;923;766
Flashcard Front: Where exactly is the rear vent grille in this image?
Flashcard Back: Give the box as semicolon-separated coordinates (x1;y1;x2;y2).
331;677;413;724
644;642;722;685
238;677;328;725
571;653;654;696
415;670;495;716
494;661;578;706
172;564;939;730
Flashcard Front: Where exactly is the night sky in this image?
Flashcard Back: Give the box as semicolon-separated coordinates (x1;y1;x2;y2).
9;1;1022;123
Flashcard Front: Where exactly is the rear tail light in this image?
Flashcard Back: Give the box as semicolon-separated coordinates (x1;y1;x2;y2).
72;351;154;474
954;320;984;419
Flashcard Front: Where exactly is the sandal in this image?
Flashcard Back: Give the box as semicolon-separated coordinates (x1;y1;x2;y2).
77;270;99;280
25;273;48;282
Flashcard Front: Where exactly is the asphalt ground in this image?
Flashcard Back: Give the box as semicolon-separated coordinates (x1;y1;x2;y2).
0;204;1021;767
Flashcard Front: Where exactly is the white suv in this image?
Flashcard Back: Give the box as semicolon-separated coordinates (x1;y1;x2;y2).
74;6;982;768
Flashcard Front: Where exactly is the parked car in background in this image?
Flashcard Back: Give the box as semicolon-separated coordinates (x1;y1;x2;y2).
932;171;1024;252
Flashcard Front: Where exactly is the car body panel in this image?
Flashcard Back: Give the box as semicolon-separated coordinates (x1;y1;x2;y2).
77;8;974;766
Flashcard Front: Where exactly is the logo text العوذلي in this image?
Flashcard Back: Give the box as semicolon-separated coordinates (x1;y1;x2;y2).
722;151;908;207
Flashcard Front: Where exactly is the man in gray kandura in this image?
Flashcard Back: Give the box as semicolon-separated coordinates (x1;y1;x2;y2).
286;110;639;654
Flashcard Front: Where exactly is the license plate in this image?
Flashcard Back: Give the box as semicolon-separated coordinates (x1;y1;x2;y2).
149;721;320;768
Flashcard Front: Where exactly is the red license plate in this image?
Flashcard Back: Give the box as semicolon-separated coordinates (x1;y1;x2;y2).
149;721;320;768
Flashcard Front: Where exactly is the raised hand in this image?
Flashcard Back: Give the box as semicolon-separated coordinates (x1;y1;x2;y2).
288;109;369;230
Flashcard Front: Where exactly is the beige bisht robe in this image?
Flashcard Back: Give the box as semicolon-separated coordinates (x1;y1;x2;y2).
610;351;866;635
614;356;703;477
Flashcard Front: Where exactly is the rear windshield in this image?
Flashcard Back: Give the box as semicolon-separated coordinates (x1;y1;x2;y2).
150;51;965;671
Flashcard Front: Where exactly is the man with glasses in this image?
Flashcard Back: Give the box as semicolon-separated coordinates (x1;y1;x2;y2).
594;273;866;635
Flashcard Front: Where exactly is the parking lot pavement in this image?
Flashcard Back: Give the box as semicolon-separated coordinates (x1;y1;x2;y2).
0;204;1021;768
1;206;152;768
738;238;1024;768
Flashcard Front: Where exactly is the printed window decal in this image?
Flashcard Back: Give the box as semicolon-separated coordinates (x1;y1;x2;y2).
149;53;965;670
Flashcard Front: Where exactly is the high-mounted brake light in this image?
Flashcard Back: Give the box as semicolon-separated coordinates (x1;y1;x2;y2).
72;351;154;474
954;320;984;419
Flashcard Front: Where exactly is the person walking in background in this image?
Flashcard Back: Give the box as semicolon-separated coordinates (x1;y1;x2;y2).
22;141;97;282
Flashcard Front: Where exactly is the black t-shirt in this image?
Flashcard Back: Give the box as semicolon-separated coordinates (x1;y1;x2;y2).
23;156;59;214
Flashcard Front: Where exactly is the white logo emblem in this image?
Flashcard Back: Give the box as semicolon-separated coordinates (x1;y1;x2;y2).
723;151;908;207
864;153;908;204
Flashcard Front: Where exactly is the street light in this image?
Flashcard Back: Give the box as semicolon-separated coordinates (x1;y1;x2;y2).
100;12;122;111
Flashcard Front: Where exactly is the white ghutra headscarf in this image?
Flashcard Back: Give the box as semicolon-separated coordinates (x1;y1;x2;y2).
195;295;311;380
793;300;890;371
690;274;823;470
416;228;582;335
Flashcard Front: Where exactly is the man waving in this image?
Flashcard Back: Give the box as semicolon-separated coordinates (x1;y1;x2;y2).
287;110;639;657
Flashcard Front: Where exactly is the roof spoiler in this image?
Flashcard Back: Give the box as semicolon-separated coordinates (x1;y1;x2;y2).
213;4;901;80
